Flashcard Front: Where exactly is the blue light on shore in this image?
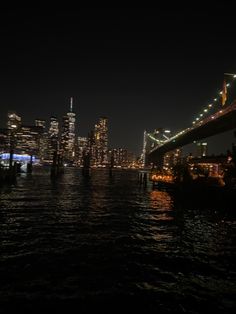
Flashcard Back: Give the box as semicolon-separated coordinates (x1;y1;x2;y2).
0;153;36;162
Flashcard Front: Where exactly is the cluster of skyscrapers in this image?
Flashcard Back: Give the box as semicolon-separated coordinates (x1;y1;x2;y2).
0;98;136;168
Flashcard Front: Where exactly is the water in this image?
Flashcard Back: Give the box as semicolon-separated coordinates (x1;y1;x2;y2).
0;168;236;313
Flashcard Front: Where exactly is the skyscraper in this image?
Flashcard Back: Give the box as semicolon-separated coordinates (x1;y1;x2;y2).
60;98;76;163
47;116;59;162
6;112;22;155
93;117;108;166
7;112;21;130
35;119;47;162
77;136;89;167
49;116;59;138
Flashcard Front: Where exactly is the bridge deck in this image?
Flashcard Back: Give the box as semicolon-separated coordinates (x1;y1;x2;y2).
148;101;236;162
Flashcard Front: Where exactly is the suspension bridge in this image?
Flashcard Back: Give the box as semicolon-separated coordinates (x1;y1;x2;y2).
143;75;236;165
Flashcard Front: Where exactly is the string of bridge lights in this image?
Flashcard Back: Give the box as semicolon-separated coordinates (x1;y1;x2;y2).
192;73;236;126
146;73;236;149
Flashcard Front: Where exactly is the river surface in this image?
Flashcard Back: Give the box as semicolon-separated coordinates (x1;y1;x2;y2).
0;168;236;313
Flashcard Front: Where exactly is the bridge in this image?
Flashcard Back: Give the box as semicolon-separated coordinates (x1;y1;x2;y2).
146;100;236;164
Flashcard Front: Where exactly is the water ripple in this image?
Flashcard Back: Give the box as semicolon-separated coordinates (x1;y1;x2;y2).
0;168;235;313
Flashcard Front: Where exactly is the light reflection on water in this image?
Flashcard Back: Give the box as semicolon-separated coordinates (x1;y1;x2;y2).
0;168;235;313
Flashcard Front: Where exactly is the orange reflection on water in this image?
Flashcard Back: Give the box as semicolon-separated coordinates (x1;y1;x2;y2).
149;190;173;221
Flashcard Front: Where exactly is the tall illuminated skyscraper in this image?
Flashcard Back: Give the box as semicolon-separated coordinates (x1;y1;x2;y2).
49;116;59;137
60;97;76;162
35;119;47;162
6;112;22;155
93;117;108;166
47;116;59;162
77;136;89;166
7;111;21;130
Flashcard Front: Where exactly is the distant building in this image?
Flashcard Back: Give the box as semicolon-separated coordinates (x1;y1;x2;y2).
164;148;182;169
2;112;45;161
7;111;21;130
35;119;46;128
196;142;208;157
77;136;88;166
109;148;136;168
92;117;108;166
15;125;44;158
0;128;9;154
47;116;59;162
111;148;127;167
49;116;59;138
60;98;76;163
35;119;48;161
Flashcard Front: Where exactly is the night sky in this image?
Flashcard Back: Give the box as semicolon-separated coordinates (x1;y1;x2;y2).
0;5;236;155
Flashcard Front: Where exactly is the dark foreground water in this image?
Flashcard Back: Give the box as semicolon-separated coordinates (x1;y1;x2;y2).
0;168;236;313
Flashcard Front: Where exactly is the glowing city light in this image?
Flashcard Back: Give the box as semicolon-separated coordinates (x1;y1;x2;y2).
0;153;36;161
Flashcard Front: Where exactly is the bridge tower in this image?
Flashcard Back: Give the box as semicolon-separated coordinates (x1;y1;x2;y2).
144;128;171;168
141;130;147;168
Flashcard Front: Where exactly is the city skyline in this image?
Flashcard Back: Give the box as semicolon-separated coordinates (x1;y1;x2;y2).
0;5;236;155
1;103;138;168
1;7;236;313
1;100;235;157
